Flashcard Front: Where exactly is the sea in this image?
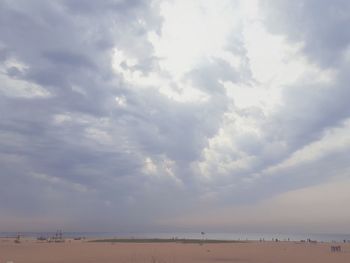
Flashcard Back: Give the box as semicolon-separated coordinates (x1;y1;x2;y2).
1;232;350;243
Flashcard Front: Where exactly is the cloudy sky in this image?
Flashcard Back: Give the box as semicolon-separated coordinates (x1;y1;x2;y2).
1;0;350;234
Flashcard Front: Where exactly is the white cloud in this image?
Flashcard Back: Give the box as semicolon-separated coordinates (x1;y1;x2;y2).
150;0;238;79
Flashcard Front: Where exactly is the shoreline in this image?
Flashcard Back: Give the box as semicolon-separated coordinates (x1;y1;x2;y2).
2;231;350;243
89;238;249;244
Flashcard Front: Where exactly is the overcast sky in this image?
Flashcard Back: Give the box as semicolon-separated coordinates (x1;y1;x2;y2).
1;0;350;234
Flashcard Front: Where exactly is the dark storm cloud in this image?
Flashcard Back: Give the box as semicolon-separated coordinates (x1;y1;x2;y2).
0;0;165;229
262;0;350;67
0;0;234;231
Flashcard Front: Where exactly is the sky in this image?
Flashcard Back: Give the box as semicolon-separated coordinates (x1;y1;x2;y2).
1;0;350;234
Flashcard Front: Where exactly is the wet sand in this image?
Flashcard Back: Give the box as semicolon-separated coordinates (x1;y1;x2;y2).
1;238;349;263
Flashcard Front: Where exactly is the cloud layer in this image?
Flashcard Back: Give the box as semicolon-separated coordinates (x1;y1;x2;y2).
1;0;350;233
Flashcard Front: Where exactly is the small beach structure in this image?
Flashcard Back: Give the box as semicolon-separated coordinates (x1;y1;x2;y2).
48;230;65;243
14;233;21;244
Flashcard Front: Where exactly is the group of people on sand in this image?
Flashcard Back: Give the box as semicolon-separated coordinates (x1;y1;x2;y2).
331;245;341;252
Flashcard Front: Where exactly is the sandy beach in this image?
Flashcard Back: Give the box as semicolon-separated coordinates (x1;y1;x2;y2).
1;238;349;263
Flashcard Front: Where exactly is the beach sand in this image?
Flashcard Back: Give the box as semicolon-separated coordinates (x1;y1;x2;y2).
1;238;349;263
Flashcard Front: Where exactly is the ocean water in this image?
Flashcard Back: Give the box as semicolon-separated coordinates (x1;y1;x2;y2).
1;231;350;242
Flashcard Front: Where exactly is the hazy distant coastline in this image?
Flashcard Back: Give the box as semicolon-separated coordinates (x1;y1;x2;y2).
1;232;349;243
